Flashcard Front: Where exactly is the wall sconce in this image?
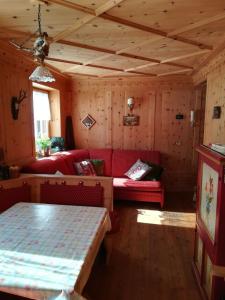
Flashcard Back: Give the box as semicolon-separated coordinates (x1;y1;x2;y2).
127;97;134;114
190;110;195;127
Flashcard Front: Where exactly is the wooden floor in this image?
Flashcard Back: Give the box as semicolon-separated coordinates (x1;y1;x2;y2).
84;192;201;300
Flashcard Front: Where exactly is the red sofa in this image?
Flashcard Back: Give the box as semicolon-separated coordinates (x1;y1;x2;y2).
22;149;164;207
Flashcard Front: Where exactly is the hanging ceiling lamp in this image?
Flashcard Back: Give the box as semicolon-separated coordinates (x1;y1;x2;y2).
11;4;55;83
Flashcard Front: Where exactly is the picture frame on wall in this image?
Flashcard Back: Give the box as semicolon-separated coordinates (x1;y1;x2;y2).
200;162;219;243
81;114;96;129
123;115;140;126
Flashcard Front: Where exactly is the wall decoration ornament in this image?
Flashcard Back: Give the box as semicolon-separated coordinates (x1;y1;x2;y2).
11;89;27;120
200;162;218;242
81;114;96;129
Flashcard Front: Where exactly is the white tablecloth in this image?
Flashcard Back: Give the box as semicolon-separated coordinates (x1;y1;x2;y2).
0;202;110;299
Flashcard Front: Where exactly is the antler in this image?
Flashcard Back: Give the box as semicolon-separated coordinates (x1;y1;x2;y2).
17;89;27;103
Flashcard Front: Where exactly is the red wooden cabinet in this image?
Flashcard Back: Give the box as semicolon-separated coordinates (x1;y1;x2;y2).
193;145;225;300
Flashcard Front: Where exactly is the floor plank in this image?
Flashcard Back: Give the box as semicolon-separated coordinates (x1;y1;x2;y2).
84;192;201;300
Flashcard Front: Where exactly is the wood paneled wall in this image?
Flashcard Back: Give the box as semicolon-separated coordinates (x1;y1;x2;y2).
193;49;225;146
71;76;195;191
0;42;71;165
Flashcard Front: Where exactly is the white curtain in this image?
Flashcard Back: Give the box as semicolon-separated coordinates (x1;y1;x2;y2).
33;90;51;121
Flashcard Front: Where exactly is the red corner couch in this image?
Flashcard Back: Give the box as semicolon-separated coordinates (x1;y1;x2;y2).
22;149;165;207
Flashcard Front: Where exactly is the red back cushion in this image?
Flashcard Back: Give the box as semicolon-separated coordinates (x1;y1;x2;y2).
112;149;161;177
40;182;103;207
0;184;31;213
89;149;112;176
51;156;72;175
65;149;90;162
22;157;59;174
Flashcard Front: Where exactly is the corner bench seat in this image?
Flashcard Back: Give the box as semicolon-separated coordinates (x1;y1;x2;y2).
22;148;164;207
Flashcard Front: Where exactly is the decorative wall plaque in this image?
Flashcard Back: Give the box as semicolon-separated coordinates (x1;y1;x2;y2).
123;115;140;126
81;114;96;129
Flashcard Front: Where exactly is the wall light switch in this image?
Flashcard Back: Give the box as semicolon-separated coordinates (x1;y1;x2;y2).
176;114;184;120
213;106;221;119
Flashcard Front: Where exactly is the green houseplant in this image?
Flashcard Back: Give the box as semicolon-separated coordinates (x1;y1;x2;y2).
36;138;51;157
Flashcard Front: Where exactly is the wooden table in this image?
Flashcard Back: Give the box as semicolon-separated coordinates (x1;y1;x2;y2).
0;202;111;300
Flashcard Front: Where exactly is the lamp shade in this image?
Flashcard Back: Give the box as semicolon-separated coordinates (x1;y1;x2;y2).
29;65;55;82
127;97;134;106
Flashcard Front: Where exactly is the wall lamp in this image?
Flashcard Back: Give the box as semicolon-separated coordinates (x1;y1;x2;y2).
190;110;195;127
127;97;135;114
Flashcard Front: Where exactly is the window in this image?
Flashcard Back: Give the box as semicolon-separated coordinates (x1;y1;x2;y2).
32;90;51;152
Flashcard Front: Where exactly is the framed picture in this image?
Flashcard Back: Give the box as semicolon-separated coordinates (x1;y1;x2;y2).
123;115;139;126
81;114;96;129
200;162;219;242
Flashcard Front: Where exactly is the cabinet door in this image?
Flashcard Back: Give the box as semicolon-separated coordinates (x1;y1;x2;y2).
203;253;213;299
194;233;203;275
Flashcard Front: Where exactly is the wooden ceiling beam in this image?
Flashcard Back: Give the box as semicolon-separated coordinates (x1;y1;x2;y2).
124;62;158;72
87;64;123;72
45;57;83;65
57;39;114;54
120;53;159;63
45;0;95;15
128;70;156;76
168;12;225;36
157;68;191;77
164;62;193;70
95;0;125;16
161;49;211;63
67;72;98;78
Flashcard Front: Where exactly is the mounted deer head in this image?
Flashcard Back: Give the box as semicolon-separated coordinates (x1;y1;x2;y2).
11;89;27;120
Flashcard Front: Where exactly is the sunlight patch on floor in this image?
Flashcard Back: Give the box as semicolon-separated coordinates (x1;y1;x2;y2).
137;209;196;228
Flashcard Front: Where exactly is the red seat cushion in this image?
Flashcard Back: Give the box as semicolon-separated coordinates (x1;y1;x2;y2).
113;178;161;189
89;149;113;176
0;185;31;213
112;150;161;178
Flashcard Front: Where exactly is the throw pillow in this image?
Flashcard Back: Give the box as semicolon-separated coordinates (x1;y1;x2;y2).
91;159;104;176
124;159;151;181
143;161;163;181
74;160;97;176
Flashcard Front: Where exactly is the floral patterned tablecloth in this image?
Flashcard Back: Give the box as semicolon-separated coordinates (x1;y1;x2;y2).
0;202;110;299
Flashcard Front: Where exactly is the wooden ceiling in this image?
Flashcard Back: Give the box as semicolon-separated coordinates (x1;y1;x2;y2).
0;0;225;78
